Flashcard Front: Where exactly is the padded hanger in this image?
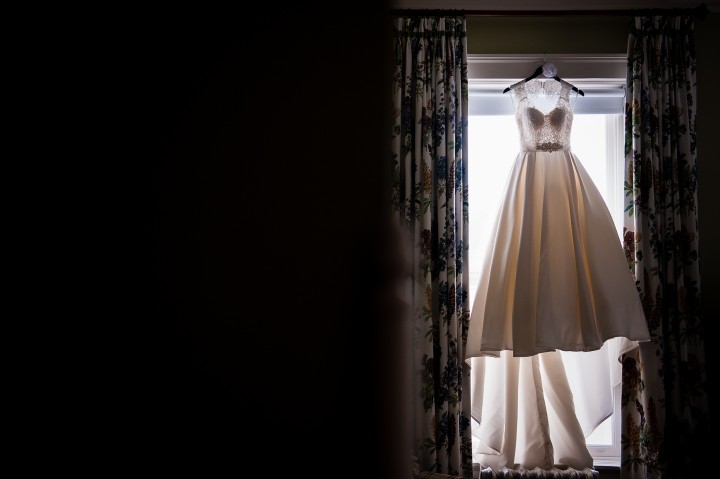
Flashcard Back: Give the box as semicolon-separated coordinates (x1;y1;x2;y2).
503;63;585;96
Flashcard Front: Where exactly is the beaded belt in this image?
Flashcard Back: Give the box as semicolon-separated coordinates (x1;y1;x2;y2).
535;142;565;152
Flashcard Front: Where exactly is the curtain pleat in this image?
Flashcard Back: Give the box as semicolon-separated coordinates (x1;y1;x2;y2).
392;16;472;478
622;15;709;479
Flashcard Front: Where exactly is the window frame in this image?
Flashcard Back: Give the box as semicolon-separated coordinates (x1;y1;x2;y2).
467;53;627;469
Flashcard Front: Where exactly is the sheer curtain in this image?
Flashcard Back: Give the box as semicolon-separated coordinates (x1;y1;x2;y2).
391;16;472;478
622;15;709;479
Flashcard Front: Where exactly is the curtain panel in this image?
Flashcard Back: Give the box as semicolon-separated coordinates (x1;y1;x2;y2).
622;15;709;479
391;16;471;478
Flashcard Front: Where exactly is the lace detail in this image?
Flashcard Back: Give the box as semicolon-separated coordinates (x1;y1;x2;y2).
512;79;573;152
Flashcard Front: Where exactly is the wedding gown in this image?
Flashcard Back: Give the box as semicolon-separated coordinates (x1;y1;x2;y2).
465;78;651;470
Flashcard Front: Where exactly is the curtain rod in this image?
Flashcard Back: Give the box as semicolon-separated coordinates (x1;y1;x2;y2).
390;3;709;18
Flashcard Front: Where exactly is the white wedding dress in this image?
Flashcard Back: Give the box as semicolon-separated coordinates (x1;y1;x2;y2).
465;78;651;470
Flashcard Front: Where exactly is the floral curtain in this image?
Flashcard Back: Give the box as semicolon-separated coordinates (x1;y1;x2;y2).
391;16;471;478
622;15;709;478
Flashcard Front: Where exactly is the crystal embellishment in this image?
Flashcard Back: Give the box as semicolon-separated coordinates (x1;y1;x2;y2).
536;142;564;152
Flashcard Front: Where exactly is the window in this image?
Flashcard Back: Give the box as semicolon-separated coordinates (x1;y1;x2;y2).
468;54;627;467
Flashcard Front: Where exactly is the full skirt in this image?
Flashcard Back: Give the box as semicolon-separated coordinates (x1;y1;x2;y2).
465;149;650;470
466;149;650;359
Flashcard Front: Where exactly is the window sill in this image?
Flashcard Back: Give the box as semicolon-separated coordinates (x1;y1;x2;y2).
594;465;621;479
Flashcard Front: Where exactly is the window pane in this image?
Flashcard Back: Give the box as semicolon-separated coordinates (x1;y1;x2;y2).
468;114;621;301
467;115;518;302
468;113;622;451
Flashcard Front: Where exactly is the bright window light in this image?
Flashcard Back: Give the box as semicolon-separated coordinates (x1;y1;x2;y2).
468;112;625;464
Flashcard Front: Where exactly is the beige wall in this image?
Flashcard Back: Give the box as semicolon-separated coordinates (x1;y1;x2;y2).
466;13;719;409
467;16;629;53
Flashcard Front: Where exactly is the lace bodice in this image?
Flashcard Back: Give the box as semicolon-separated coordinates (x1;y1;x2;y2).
511;79;574;152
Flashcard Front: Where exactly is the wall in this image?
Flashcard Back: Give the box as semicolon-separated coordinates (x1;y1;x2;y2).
143;5;402;477
394;0;720;9
694;16;720;428
467;12;719;462
466;16;629;53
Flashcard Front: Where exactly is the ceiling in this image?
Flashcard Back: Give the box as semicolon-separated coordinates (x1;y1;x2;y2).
391;0;720;12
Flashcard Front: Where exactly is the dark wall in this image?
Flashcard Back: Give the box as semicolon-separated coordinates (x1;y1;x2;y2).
140;6;406;477
694;14;720;427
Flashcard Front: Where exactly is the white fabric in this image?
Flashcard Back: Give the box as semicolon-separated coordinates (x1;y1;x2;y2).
470;352;594;470
466;78;650;358
560;337;638;437
466;78;650;470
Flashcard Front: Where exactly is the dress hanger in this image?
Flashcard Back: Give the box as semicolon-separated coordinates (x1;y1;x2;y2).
503;60;585;96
